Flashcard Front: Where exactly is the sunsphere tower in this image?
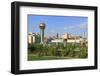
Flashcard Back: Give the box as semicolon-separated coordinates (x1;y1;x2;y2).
39;22;46;44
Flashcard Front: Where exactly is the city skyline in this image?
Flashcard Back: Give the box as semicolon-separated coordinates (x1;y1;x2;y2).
28;15;88;37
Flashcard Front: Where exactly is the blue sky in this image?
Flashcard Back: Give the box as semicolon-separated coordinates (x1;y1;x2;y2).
28;15;88;37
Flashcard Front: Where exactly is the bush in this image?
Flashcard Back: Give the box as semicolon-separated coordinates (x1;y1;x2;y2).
28;44;35;53
28;43;88;58
78;47;87;58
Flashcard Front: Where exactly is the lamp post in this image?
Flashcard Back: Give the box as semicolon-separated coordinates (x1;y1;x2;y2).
39;23;46;44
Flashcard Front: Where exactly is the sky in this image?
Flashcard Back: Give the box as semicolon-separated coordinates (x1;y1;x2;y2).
28;15;88;37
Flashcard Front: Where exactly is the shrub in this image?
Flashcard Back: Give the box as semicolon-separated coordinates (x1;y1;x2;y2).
28;43;88;58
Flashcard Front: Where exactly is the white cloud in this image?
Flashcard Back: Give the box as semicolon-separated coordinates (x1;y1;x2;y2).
64;23;87;30
64;26;74;30
50;29;55;33
79;23;87;29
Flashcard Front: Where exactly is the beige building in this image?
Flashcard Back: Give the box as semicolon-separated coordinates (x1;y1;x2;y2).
62;33;71;39
28;32;36;44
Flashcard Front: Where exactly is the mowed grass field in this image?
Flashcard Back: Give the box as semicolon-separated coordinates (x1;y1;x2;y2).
28;54;83;61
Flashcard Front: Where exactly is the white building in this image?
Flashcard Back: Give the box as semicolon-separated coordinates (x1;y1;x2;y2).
51;33;85;44
51;39;63;43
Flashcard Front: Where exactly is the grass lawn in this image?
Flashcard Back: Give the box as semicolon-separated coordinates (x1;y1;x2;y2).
28;54;78;61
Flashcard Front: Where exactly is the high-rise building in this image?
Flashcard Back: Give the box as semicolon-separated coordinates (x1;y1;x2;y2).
28;32;41;44
28;32;35;44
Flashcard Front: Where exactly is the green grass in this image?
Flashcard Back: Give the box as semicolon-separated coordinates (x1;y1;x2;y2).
28;54;84;61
